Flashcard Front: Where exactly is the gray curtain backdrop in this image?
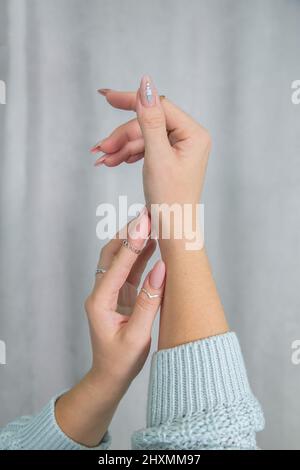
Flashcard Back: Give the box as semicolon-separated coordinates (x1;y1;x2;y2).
0;0;299;450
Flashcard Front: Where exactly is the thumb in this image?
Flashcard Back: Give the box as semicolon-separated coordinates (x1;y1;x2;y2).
136;75;170;156
126;260;166;337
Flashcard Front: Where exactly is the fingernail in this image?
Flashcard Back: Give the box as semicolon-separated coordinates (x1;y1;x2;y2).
94;156;106;166
135;206;147;218
139;75;157;107
134;206;146;219
128;210;149;241
149;260;166;289
97;88;111;96
90;141;103;153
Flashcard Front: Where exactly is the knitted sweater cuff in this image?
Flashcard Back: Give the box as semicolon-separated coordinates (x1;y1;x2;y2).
10;393;111;450
147;331;255;428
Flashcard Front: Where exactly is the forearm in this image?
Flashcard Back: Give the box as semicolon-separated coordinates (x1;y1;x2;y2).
0;374;113;450
158;226;229;350
133;223;265;450
55;370;125;448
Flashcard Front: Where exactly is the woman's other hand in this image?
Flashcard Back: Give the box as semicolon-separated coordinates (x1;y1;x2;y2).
85;208;165;388
55;209;165;447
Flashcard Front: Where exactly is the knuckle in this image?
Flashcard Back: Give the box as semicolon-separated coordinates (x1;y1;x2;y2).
112;253;132;275
84;294;94;314
84;291;102;315
100;243;109;257
203;129;212;150
142;110;165;129
193;125;212;151
84;287;106;318
136;294;152;313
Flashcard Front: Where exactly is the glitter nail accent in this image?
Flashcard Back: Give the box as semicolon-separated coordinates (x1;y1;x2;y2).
145;81;153;103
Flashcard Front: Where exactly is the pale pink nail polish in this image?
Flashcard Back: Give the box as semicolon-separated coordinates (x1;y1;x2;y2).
137;206;147;217
94;156;106;166
149;260;166;289
128;210;149;241
139;75;157;107
97;88;111;96
90;147;101;154
90;141;103;153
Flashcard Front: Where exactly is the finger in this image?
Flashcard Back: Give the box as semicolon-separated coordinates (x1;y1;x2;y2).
97;238;123;272
101;87;201;143
95;207;145;275
99;89;136;111
93;152;144;167
94;138;145;167
94;220;155;309
126;260;166;337
135;75;170;157
126;238;156;287
97;209;150;306
117;238;156;315
90;118;141;154
126;153;144;164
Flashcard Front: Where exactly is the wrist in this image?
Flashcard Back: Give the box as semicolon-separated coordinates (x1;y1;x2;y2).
55;371;119;448
158;225;204;257
85;368;128;406
150;203;204;253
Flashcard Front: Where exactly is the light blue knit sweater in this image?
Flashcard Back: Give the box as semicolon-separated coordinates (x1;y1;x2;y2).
0;332;264;450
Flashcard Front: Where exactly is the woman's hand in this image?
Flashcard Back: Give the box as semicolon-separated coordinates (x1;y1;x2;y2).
91;76;228;350
92;76;211;209
86;208;165;387
55;209;165;447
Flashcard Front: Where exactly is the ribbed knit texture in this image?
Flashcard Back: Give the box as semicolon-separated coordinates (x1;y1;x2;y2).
0;332;264;450
0;394;111;450
132;332;264;449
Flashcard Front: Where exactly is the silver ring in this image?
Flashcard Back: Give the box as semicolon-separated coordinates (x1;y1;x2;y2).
122;239;142;255
141;288;161;300
95;267;107;275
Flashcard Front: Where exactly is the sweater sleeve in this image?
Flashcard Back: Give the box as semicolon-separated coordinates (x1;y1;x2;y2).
132;331;264;450
0;393;111;450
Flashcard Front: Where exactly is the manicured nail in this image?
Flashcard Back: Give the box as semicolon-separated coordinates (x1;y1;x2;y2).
135;206;147;218
149;260;166;289
94;155;106;166
128;210;149;241
90;141;103;153
97;88;111;96
139;75;157;107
